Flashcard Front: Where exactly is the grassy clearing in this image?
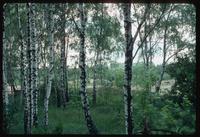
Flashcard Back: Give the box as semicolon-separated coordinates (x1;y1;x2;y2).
8;82;195;135
9;86;126;134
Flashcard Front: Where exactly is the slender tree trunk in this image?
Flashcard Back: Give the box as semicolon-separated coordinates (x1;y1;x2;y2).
156;66;165;93
79;3;98;134
73;65;76;92
17;4;25;107
76;61;79;93
44;4;55;127
7;41;15;103
3;62;9;133
29;3;38;127
142;20;150;134
99;54;103;86
26;3;32;134
65;35;69;102
34;31;39;126
17;4;31;133
24;41;29;134
3;5;9;133
60;4;67;108
123;3;133;134
92;51;98;104
155;25;167;93
26;3;37;130
29;3;37;128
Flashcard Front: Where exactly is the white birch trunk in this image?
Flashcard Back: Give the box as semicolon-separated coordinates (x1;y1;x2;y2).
60;4;67;108
17;4;25;107
65;35;69;102
26;3;31;134
44;4;55;127
3;4;9;132
30;3;36;127
92;51;98;104
79;3;98;134
123;3;133;135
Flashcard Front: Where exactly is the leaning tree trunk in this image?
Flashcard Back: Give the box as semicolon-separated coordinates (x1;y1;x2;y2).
44;4;55;127
123;3;133;135
60;4;67;108
79;3;98;134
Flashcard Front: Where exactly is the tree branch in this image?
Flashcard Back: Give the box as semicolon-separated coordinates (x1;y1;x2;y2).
130;4;150;48
165;47;185;63
70;14;83;36
132;5;167;60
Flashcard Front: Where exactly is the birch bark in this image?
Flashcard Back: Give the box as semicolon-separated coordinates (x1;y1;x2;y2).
44;4;55;127
3;4;9;133
123;3;133;134
79;3;98;134
60;4;67;108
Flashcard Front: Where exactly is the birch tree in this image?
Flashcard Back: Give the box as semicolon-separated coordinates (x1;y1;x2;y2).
65;34;69;102
123;3;149;134
16;3;31;133
3;4;9;133
17;4;25;106
29;3;38;127
155;4;188;93
44;4;55;127
3;61;9;133
34;4;40;126
60;4;67;108
26;3;32;134
123;3;133;134
87;4;121;104
78;3;98;134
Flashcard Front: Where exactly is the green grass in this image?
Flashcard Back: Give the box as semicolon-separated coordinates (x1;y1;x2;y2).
9;86;126;134
8;85;195;134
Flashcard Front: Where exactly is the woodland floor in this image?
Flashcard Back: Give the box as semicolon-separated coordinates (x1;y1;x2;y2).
9;79;181;134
